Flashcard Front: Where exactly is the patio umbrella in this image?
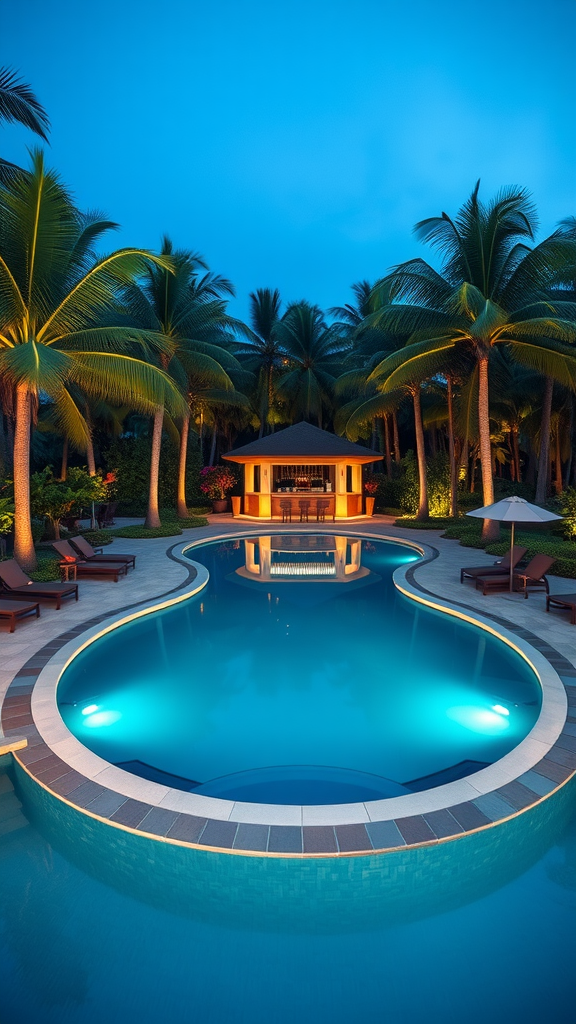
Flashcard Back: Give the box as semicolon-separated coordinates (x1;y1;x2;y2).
466;496;562;591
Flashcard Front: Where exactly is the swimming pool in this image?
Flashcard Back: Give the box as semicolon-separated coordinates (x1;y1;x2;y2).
1;755;575;1024
58;536;541;805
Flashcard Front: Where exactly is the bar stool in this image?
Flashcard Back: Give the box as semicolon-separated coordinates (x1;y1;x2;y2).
280;499;292;523
316;499;330;522
298;500;310;522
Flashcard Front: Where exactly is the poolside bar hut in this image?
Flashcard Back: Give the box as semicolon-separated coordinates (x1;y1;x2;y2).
223;422;382;519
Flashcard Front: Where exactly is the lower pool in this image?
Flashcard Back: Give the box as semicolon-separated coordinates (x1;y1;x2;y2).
1;757;575;1024
58;536;541;804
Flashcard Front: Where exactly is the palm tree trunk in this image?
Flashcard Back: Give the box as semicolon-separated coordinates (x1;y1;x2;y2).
392;411;401;461
145;406;163;529
60;436;68;481
554;424;563;495
512;426;521;483
564;400;574;488
208;425;217;467
413;387;429;520
535;376;553;504
177;411;190;519
86;410;96;477
477;355;498;540
13;383;36;571
447;376;457;518
383;416;392;476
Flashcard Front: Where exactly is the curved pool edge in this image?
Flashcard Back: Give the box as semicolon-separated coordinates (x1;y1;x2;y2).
2;526;575;858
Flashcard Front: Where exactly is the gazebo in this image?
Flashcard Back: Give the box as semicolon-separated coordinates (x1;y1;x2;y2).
223;422;382;519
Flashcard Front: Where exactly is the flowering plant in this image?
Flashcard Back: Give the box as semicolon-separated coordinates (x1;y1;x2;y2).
364;475;379;495
199;465;237;500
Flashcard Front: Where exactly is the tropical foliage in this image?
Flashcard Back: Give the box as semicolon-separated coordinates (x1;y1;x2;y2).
1;84;576;568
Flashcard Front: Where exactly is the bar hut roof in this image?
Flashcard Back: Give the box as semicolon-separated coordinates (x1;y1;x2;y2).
223;421;382;464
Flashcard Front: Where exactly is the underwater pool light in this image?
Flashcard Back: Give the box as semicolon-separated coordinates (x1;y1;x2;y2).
83;709;122;728
492;704;510;716
81;703;99;716
447;705;510;734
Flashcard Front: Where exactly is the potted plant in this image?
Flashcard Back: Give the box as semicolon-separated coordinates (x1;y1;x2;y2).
364;475;379;516
200;465;237;513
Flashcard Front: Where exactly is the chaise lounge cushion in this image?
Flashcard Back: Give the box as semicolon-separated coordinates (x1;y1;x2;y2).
70;535;136;568
0;559;78;608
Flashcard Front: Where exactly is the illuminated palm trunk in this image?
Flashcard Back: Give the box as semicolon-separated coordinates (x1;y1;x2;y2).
145;405;163;528
413;386;428;520
176;410;190;519
13;383;36;570
447;376;458;518
535;376;553;504
477;355;498;540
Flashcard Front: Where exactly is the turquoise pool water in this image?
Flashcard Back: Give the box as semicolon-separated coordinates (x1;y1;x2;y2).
1;760;575;1023
58;536;541;804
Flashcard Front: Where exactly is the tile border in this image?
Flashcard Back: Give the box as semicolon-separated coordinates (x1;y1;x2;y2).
2;528;575;857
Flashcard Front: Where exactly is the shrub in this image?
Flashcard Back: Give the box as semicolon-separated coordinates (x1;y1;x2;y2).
176;516;208;528
111;524;183;539
29;550;61;582
105;433;203;514
78;529;114;547
394;517;457;531
30;467;108;539
558;487;576;540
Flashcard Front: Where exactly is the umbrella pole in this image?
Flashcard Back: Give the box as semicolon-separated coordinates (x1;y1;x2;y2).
509;521;515;592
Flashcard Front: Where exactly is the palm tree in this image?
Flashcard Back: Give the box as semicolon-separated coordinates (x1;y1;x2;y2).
0;67;49;140
123;239;246;525
0;152;184;568
274;302;347;427
367;183;576;537
234;288;283;436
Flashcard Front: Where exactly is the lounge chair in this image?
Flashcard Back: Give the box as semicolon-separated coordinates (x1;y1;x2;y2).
460;546;527;584
52;540;129;582
475;554;556;598
0;559;78;609
546;592;576;625
70;535;136;570
0;598;40;632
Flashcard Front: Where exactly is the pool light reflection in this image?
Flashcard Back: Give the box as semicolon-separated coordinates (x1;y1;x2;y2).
492;704;510;716
447;704;511;734
81;703;99;716
83;709;122;728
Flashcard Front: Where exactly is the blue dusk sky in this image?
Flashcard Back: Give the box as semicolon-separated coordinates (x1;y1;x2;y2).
3;0;575;320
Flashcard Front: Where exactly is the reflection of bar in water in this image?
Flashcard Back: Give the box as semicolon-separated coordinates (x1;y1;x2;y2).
270;562;337;576
238;535;369;583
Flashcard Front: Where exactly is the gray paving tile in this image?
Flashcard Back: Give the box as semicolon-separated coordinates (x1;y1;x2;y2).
423;808;464;838
233;823;269;852
85;789;127;817
68;781;106;807
366;819;406;849
473;792;516;822
138;806;179;837
533;757;573;784
395;815;436;844
496;780;538;810
268;825;302;853
109;798;151;828
448;801;492;831
516;770;557;797
198;819;238;849
335;823;373;852
166;813;208;843
302;826;338;853
49;770;87;796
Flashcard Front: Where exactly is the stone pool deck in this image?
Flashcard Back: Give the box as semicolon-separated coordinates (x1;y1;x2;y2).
1;516;575;856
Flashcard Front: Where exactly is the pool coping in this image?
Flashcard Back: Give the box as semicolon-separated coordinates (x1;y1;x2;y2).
2;527;576;857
